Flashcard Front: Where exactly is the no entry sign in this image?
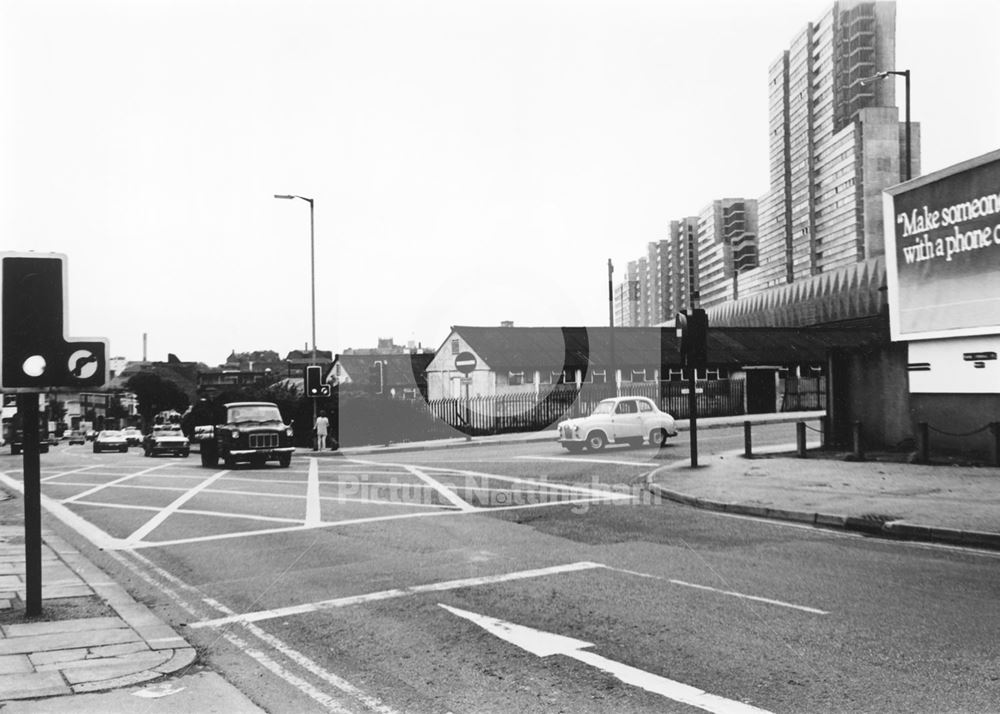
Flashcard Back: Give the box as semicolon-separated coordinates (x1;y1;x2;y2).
454;351;477;374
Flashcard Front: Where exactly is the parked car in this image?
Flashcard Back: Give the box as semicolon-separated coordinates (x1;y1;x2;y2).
143;425;190;458
85;429;98;442
93;430;128;453
66;430;86;445
556;396;678;452
120;427;143;446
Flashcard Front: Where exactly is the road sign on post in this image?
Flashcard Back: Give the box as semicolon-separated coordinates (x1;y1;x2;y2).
454;351;477;374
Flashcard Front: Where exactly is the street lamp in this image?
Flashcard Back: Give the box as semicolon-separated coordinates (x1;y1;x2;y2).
274;193;319;450
861;69;911;181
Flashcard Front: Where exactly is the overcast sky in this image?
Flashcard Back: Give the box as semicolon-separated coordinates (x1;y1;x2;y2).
3;0;998;366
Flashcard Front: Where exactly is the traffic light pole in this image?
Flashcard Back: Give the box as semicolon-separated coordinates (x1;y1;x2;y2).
18;393;42;616
687;366;698;468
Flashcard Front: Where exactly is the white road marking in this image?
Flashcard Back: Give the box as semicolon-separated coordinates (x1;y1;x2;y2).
0;471;124;550
601;565;828;615
205;598;401;714
517;455;659;467
667;579;829;615
72;500;307;524
107;550;398;714
440;604;772;713
118;495;630;549
404;465;477;511
122;470;229;546
306;458;322;525
415;463;632;500
189;561;604;628
40;465;99;483
61;463;172;504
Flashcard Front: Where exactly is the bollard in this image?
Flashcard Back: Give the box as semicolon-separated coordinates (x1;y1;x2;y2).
744;420;752;458
852;420;865;461
991;422;1000;468
796;421;807;458
916;421;929;464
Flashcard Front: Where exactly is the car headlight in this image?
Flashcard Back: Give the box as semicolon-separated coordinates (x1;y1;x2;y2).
573;425;580;436
286;427;294;437
230;429;240;439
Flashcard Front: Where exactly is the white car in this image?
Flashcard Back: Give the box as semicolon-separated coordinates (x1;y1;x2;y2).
557;397;678;452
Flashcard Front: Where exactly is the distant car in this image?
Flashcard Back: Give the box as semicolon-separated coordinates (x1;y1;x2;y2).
93;430;128;453
120;427;143;446
143;426;190;458
66;430;86;445
85;429;98;442
556;396;678;452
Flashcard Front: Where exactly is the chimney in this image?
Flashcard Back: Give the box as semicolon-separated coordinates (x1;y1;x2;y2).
142;333;147;361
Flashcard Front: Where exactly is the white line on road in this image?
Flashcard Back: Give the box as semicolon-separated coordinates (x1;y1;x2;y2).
61;463;172;504
403;465;477;511
516;455;659;467
122;469;229;546
108;549;399;714
189;561;605;629
667;579;828;615
40;465;99;483
306;458;322;525
416;463;632;500
602;566;828;615
0;471;124;550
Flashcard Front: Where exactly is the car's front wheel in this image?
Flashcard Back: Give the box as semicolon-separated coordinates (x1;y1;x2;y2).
278;453;292;468
585;432;607;451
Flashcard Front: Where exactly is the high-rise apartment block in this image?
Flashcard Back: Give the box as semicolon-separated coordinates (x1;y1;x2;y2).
740;0;918;295
614;0;918;326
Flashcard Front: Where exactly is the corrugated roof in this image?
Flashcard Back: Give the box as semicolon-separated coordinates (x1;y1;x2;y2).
451;323;886;369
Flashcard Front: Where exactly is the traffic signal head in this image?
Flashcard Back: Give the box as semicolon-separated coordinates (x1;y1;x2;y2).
305;365;323;396
1;253;108;391
676;308;708;369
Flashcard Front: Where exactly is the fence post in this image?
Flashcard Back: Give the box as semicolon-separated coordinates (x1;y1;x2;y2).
820;415;828;448
744;420;752;458
852;421;865;461
915;422;929;464
796;421;807;458
991;422;1000;468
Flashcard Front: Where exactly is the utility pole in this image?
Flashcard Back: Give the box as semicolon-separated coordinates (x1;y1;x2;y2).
608;259;617;395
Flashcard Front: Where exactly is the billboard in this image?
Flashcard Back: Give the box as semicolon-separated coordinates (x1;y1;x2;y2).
883;148;1000;342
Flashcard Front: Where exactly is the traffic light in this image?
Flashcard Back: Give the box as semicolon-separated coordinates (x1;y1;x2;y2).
369;361;383;395
305;365;330;397
1;253;107;391
676;308;708;369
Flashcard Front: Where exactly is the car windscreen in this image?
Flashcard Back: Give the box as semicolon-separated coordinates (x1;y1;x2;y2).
228;406;283;423
591;401;614;415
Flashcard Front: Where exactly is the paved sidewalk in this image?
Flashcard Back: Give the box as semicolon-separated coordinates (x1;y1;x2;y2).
647;446;1000;550
0;520;263;711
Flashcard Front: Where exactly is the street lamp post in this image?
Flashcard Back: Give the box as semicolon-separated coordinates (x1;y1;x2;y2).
274;193;319;450
861;69;911;181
